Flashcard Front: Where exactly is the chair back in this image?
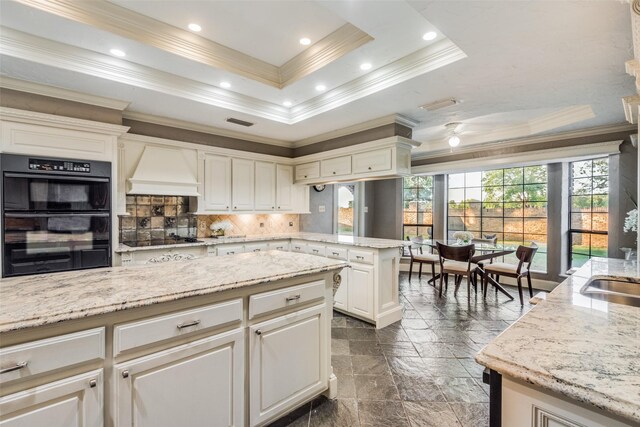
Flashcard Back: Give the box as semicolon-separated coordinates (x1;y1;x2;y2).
515;244;538;273
406;236;425;258
436;242;475;264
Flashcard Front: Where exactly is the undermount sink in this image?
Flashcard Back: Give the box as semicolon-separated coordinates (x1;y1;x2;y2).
579;277;640;307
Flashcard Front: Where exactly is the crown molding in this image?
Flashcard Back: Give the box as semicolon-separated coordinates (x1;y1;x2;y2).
411;140;623;175
122;111;293;148
288;39;466;124
292;114;418;148
1;27;464;126
0;27;290;123
0;76;130;110
0;106;130;135
412;122;636;161
279;23;373;87
14;0;372;89
622;94;640;124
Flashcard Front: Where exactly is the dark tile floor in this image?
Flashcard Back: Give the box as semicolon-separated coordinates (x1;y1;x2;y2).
268;272;534;427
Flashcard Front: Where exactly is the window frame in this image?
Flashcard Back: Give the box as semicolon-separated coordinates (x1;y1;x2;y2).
568;158;609;269
402;176;434;243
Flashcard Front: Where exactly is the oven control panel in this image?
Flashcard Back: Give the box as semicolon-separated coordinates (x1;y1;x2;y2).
28;158;91;173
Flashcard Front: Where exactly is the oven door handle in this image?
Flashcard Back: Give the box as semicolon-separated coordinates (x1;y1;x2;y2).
4;212;110;218
3;172;109;182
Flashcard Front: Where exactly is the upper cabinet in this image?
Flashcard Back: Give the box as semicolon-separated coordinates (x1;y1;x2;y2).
203;154;231;211
255;161;276;211
275;164;293;211
294;136;419;185
232;158;255;211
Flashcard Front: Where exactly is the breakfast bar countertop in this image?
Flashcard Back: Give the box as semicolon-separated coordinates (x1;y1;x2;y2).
114;232;408;253
0;251;348;334
475;258;640;423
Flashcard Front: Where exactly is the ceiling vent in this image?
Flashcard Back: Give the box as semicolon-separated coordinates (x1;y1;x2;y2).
420;98;459;111
226;117;254;127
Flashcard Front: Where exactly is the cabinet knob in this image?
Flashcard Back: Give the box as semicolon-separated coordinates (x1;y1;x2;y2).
122;370;129;379
368;166;372;170
272;206;275;209
234;206;237;209
255;330;262;336
332;171;336;175
226;206;229;209
277;206;280;209
89;378;97;388
304;175;308;178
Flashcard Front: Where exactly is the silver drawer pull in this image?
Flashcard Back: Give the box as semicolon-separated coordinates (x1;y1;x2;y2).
177;319;201;329
228;251;235;255
253;249;260;252
332;252;340;256
122;370;129;379
89;378;97;388
0;361;28;374
286;294;301;302
312;249;319;253
356;256;364;260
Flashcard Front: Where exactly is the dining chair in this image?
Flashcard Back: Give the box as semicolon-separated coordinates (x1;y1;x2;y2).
436;242;478;299
406;237;439;284
482;244;538;305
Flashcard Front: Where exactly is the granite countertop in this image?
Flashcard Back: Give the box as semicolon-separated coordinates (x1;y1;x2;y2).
114;232;407;253
475;258;640;422
0;251;348;333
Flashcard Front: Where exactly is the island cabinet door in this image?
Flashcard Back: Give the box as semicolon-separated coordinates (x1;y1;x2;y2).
0;369;103;427
249;304;328;427
348;264;375;320
111;329;244;427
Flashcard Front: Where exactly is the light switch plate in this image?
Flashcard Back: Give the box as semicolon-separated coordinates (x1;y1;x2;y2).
319;205;326;213
364;206;369;213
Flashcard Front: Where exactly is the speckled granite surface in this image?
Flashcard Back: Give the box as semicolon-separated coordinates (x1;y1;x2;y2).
476;258;640;422
114;232;407;253
0;251;347;333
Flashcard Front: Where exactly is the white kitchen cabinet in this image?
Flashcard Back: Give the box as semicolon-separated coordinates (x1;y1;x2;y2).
352;148;392;174
255;161;276;211
295;162;320;181
203;154;232;211
245;242;269;253
0;369;103;427
232;158;255;211
348;263;375;321
332;269;348;311
249;304;328;426
320;156;351;177
275;164;293;211
267;240;290;251
112;329;244;427
217;244;245;256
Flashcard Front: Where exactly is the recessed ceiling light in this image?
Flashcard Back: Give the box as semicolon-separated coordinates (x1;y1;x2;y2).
299;37;311;46
109;48;126;57
283;101;293;107
315;84;326;92
422;31;437;41
360;63;372;71
188;23;202;32
220;81;231;89
448;135;460;147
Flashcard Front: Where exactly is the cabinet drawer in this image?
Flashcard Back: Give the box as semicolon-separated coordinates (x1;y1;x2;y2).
113;299;243;356
0;328;105;383
249;280;325;319
268;241;290;251
295;162;320;180
325;246;348;260
352;149;392;174
306;244;326;257
320;156;351;177
217;245;245;256
290;241;307;253
349;249;375;264
245;242;269;253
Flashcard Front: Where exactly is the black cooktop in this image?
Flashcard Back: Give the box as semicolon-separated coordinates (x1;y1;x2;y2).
123;237;202;247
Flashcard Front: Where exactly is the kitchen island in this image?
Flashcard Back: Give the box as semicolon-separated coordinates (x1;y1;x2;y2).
476;258;640;427
115;232;407;328
0;251;347;427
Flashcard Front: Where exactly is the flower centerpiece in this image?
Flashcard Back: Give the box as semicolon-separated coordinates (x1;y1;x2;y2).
210;220;233;238
624;208;638;239
452;231;474;244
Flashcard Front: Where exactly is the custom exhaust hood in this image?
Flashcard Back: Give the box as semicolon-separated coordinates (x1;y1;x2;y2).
127;145;200;196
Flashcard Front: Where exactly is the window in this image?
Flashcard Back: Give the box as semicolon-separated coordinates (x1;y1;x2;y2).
447;166;548;271
336;183;356;236
569;158;608;269
403;176;433;240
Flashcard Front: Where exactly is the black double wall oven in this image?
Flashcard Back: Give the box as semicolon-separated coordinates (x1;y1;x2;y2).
1;154;112;277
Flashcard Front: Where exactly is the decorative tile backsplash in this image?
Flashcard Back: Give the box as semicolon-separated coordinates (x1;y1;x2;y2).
120;195;197;244
196;214;299;238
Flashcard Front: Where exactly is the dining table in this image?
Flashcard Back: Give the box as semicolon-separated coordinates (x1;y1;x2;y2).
416;239;516;301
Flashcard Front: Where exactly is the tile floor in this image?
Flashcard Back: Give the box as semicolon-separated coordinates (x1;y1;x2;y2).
267;272;534;427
